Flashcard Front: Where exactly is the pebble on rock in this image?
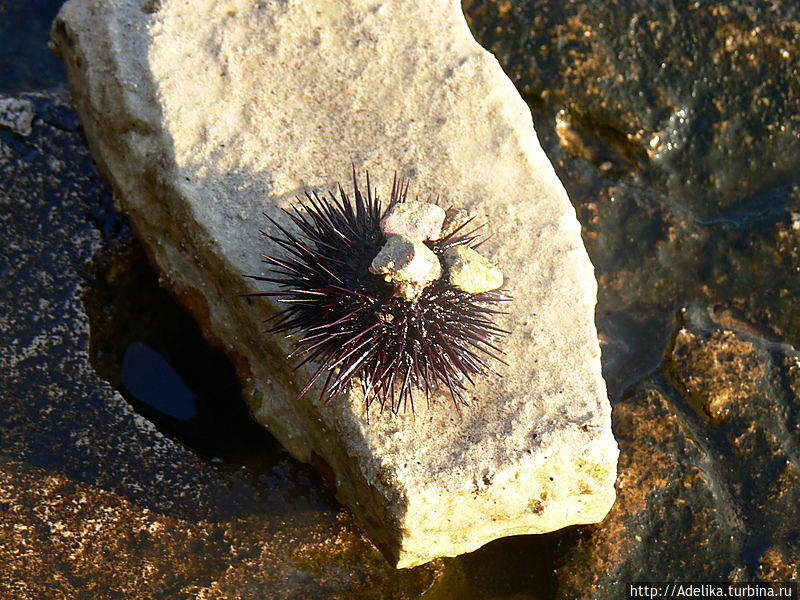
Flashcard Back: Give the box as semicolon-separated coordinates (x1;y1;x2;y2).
380;200;446;241
369;234;442;301
444;246;504;294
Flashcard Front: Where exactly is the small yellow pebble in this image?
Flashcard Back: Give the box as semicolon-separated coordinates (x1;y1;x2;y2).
443;246;504;294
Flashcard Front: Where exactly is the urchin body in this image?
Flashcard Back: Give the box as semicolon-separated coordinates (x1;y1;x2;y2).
249;170;508;414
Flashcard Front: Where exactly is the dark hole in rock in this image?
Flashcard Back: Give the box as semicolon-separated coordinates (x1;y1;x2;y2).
84;241;282;473
121;341;199;421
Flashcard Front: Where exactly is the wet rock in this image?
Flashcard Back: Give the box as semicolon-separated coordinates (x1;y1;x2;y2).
0;96;35;136
443;245;504;294
0;460;232;598
669;328;767;424
0;461;437;600
370;235;442;301
52;0;617;567
554;305;800;598
380;200;446;241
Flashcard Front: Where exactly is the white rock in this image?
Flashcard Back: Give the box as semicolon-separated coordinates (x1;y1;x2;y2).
370;234;442;300
0;96;35;137
380;200;446;240
52;0;618;568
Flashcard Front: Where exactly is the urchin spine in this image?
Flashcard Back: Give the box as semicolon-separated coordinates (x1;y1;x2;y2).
248;170;508;414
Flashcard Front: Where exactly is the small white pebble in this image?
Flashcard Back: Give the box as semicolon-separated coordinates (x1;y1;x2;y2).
380;201;446;241
369;235;442;300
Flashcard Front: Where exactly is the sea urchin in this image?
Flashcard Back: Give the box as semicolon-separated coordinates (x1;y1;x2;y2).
248;169;509;414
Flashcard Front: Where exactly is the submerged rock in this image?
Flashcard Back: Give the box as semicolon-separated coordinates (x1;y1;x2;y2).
555;306;800;598
670;327;767;425
52;0;617;566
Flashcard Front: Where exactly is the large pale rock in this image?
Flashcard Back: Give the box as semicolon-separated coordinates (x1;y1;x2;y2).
52;0;618;567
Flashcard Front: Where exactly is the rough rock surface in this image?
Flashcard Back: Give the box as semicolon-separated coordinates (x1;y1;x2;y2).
0;96;35;136
380;200;446;240
52;0;617;566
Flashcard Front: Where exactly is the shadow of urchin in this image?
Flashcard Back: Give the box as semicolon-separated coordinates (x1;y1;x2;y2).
247;168;509;414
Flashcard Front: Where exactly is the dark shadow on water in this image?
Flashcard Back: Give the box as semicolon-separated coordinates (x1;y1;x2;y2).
84;240;285;475
598;303;677;399
425;528;586;600
0;0;67;93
